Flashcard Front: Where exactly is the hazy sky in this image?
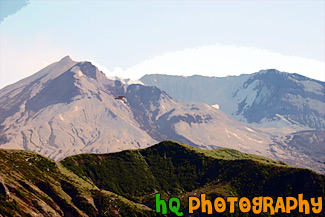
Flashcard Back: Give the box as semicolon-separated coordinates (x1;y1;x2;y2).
0;0;324;88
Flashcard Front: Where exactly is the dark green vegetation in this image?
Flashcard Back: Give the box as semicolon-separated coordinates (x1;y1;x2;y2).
1;141;324;216
62;141;324;216
0;149;159;216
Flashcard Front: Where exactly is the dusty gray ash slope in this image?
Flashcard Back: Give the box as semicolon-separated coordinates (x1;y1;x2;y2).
0;56;272;162
270;129;325;174
141;71;325;173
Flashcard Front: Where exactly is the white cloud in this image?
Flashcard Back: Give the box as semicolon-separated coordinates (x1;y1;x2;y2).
1;42;323;89
106;44;325;81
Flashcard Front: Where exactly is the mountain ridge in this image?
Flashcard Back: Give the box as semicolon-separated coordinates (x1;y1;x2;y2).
141;69;325;132
0;57;274;162
0;56;324;174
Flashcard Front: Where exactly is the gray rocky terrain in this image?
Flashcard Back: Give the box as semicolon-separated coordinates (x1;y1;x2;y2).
0;56;323;173
0;56;272;161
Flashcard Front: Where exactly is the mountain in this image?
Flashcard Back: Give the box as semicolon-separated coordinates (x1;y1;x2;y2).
1;57;324;173
1;141;324;216
140;70;325;133
0;56;273;161
140;71;325;173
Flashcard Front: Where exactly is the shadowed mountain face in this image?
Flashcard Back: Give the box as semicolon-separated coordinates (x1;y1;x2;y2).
25;68;81;112
1;141;324;216
0;56;273;162
141;70;325;132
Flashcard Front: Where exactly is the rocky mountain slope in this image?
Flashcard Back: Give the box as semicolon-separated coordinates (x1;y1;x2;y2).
1;141;324;216
269;129;325;174
0;57;324;173
141;72;325;173
0;56;273;161
141;70;325;133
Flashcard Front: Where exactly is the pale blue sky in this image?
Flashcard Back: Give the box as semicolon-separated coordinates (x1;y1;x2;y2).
0;0;324;87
